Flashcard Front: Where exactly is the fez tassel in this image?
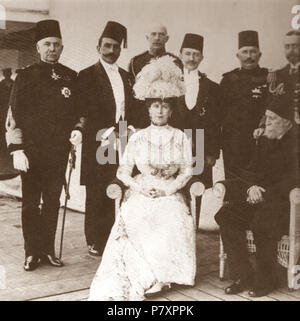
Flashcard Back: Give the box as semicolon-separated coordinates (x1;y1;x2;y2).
58;145;76;260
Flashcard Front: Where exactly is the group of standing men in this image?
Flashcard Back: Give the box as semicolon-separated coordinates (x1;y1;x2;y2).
4;17;299;295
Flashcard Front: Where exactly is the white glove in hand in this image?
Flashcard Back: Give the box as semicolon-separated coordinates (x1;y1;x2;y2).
212;183;226;199
247;185;266;204
253;128;264;139
13;150;29;172
70;130;82;146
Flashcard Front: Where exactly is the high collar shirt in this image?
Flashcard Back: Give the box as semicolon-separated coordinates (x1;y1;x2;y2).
184;68;199;110
100;57;125;123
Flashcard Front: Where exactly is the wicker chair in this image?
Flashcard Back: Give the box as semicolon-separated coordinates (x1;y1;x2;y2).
218;186;300;290
106;176;205;227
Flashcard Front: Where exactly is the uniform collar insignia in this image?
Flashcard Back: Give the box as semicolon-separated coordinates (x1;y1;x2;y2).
51;68;61;80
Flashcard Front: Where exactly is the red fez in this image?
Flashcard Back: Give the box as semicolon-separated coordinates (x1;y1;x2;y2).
238;30;259;49
181;33;204;53
35;20;62;42
267;94;293;122
100;21;127;48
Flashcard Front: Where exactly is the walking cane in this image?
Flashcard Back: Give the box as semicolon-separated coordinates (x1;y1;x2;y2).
58;145;76;260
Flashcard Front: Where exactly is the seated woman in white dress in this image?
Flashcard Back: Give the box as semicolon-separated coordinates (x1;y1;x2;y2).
88;56;196;301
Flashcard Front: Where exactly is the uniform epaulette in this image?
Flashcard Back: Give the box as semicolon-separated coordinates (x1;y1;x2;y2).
58;64;77;77
222;68;240;81
17;64;34;73
222;68;239;77
267;68;277;85
132;51;148;62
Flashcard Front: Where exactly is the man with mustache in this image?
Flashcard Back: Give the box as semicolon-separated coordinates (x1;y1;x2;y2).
128;22;181;128
220;31;268;180
254;30;300;138
75;21;133;256
214;93;298;297
174;33;221;188
5;20;79;271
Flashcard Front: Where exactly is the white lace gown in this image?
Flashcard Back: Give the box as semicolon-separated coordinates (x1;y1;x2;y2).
88;125;196;301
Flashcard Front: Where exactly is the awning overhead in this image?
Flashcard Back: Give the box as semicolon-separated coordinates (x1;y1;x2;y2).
0;20;36;50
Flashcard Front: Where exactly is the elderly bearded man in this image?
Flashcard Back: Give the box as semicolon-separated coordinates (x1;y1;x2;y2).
214;93;299;297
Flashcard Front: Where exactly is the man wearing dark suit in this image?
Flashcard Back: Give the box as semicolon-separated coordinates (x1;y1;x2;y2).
75;21;133;256
0;68;14;151
6;20;78;271
214;93;298;297
173;33;221;188
220;31;268;180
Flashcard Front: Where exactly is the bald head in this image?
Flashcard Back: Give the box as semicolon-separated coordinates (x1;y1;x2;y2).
146;22;168;36
146;22;169;54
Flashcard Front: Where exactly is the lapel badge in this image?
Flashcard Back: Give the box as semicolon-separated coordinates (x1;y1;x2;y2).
199;106;206;116
51;68;61;80
61;87;71;98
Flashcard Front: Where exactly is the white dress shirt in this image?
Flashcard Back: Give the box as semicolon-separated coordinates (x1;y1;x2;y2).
100;57;125;123
184;68;199;110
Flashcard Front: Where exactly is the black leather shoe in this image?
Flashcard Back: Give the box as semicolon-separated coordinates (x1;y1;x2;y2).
88;245;101;257
41;254;64;267
24;256;39;271
248;285;274;297
225;279;251;295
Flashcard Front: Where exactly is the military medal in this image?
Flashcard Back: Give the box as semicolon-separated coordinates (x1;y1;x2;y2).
251;84;266;99
61;87;71;98
199;107;206;116
51;68;61;80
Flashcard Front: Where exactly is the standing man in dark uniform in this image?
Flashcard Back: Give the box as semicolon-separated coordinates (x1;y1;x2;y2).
129;22;180;83
268;30;300;108
129;22;181;129
75;21;133;256
0;68;14;150
175;33;221;188
254;30;300;133
220;31;268;180
6;20;79;271
214;93;298;297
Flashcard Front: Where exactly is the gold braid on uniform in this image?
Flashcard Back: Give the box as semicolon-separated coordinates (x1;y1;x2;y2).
5;106;23;146
267;69;285;96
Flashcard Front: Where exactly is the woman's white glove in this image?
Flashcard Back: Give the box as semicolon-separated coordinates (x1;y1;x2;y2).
212;182;226;199
13;150;29;172
247;185;266;204
70;130;82;146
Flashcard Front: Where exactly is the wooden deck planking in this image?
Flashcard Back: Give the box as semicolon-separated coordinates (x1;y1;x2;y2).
0;195;299;301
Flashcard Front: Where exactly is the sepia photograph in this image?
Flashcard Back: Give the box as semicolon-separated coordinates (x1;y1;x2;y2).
0;0;299;307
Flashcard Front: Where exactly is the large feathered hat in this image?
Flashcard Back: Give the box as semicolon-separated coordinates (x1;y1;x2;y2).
133;55;185;101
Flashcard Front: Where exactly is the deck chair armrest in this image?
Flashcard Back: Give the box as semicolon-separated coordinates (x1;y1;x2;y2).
188;177;205;198
289;187;300;239
106;178;127;200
